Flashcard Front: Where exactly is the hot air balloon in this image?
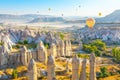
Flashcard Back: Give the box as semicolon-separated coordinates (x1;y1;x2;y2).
98;12;102;16
37;11;39;13
61;14;64;16
86;18;95;29
48;8;51;12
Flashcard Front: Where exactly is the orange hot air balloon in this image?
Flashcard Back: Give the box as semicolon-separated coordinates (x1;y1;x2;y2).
86;18;95;29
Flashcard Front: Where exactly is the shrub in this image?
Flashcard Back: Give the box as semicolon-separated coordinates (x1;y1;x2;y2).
91;39;106;51
112;47;120;63
15;44;20;48
28;44;37;49
95;50;102;56
0;42;4;46
82;39;106;57
18;41;23;44
99;67;110;78
44;43;49;49
59;33;64;40
23;40;28;44
83;45;94;53
12;69;18;79
77;53;89;59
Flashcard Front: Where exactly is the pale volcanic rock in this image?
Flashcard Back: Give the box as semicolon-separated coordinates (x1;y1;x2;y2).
79;59;86;80
47;55;56;80
50;43;57;58
20;46;28;66
28;59;37;80
37;41;47;64
72;55;80;80
59;40;65;57
76;28;120;44
0;46;8;66
89;53;96;80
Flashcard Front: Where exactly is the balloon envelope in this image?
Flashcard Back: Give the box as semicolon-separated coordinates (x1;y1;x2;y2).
86;18;95;29
99;13;102;16
48;8;51;11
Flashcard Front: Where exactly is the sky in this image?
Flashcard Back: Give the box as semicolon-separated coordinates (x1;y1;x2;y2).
0;0;120;17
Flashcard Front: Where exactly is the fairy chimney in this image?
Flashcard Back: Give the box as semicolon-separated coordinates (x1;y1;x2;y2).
90;53;96;80
37;41;47;64
72;54;80;80
79;59;86;80
28;59;37;80
47;55;55;80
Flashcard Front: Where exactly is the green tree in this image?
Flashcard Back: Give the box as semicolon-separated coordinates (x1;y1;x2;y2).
112;47;120;62
83;44;102;56
91;39;106;51
12;69;18;79
82;39;106;57
59;33;64;40
99;67;110;78
23;40;28;44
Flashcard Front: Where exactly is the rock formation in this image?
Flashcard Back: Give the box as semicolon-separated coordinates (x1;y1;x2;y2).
76;27;120;44
79;41;83;50
90;53;96;80
68;40;72;56
0;46;8;66
56;41;61;57
72;54;80;80
27;51;32;64
47;55;55;80
79;59;86;80
65;40;69;56
65;40;72;56
60;40;65;57
21;46;28;66
50;43;57;58
28;59;37;80
37;41;47;64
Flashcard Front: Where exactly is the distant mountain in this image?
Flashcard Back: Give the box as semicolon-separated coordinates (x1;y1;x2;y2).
1;9;120;25
96;10;120;23
0;14;52;23
29;17;65;23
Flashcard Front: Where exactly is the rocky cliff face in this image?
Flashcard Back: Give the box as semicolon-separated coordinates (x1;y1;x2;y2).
75;27;120;44
0;26;62;48
0;27;73;68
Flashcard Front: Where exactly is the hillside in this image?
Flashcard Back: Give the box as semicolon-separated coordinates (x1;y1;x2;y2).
96;10;120;23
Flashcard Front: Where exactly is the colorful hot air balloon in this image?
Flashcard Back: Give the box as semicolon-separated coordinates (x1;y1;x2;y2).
98;12;102;16
86;18;95;29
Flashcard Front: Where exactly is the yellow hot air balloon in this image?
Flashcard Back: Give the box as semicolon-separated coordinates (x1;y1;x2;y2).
99;13;102;16
86;18;95;29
